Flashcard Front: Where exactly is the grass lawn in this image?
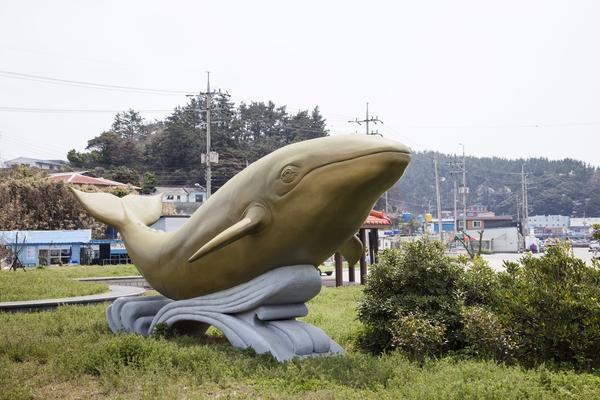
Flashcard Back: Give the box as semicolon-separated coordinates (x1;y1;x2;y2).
2;271;600;398
0;264;140;302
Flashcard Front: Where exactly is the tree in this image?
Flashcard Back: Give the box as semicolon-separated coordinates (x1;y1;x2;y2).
68;99;329;191
107;166;140;186
140;172;159;195
85;131;123;167
111;109;153;142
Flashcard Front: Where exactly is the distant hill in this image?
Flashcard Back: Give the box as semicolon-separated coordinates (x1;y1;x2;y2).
379;151;600;219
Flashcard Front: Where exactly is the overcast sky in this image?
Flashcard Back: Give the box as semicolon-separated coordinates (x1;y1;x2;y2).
1;0;599;169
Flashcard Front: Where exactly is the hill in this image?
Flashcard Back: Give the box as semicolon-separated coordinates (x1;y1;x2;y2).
381;150;600;219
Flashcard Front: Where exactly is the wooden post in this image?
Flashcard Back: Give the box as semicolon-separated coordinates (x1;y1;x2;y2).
348;234;357;283
359;228;367;284
334;252;343;287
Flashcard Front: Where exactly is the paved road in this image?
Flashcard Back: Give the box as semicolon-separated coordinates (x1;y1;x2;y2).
321;246;597;284
465;246;595;271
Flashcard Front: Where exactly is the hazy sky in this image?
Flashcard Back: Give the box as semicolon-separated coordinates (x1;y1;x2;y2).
2;0;600;168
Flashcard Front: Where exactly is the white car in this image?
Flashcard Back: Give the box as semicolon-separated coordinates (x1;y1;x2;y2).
589;241;599;251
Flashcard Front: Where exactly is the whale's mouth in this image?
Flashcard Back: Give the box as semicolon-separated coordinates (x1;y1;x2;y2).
304;150;410;183
314;149;410;171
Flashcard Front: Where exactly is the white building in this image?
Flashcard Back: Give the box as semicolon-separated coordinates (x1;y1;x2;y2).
528;215;570;237
3;157;68;171
153;186;206;203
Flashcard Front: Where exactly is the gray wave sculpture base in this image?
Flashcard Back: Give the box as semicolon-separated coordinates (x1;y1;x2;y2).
106;265;345;361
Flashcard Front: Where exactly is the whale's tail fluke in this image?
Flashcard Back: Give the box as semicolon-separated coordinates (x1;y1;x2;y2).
69;188;163;230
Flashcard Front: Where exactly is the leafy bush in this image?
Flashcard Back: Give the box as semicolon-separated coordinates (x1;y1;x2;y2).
357;240;600;370
389;310;445;361
458;256;501;306
460;306;516;361
494;242;600;369
357;240;467;355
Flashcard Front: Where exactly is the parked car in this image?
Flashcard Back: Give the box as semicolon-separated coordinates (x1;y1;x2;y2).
589;240;599;251
318;259;334;276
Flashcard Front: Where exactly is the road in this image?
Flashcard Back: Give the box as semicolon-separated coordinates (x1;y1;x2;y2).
466;246;596;271
321;246;598;285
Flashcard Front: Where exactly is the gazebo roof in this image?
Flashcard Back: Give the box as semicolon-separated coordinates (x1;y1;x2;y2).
362;210;392;229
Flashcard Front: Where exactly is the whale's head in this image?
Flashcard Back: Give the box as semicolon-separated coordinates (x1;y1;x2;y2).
262;134;410;200
228;134;411;264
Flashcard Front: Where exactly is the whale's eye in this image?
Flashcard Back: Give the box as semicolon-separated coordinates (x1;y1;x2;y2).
281;165;300;183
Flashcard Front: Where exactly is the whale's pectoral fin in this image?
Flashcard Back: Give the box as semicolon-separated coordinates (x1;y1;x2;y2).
188;204;271;263
339;235;364;267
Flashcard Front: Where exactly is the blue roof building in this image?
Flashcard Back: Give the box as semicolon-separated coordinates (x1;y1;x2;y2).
0;230;91;267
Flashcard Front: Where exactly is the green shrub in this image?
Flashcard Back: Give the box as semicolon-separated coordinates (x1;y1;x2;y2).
458;256;501;307
389;310;445;361
357;240;467;355
494;242;600;369
460;305;516;361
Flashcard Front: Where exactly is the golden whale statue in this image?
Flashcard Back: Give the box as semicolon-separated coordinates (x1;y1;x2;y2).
70;134;411;300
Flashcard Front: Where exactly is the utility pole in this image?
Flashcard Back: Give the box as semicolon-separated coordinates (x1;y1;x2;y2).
521;164;529;250
447;144;468;234
189;72;229;200
453;180;458;235
205;73;212;199
434;154;443;242
460;143;467;232
349;103;383;135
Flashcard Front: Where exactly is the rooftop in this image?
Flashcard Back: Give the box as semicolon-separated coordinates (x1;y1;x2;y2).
49;172;140;190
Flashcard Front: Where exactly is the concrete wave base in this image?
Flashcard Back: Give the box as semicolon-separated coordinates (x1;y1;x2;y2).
106;265;345;361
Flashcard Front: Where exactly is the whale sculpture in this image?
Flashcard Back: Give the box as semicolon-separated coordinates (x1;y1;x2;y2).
70;134;411;300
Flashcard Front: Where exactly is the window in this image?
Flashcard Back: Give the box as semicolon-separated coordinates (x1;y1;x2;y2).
458;220;464;228
472;220;482;228
195;194;203;203
176;195;181;201
38;248;70;266
166;195;174;200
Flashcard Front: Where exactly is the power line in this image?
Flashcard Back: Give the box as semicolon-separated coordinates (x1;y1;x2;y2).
0;70;193;96
0;107;172;114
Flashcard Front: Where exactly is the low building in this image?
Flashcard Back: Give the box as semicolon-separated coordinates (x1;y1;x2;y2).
458;215;520;252
151;216;190;232
528;215;570;238
0;230;137;267
2;157;68;171
462;215;514;230
566;217;600;237
154;186;206;203
153;186;207;214
0;230;91;267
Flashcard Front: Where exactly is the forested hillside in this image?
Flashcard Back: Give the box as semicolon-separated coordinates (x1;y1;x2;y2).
385;151;600;219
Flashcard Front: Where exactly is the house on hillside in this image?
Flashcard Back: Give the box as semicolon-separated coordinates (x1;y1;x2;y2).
153;186;207;214
48;171;140;191
3;157;68;171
